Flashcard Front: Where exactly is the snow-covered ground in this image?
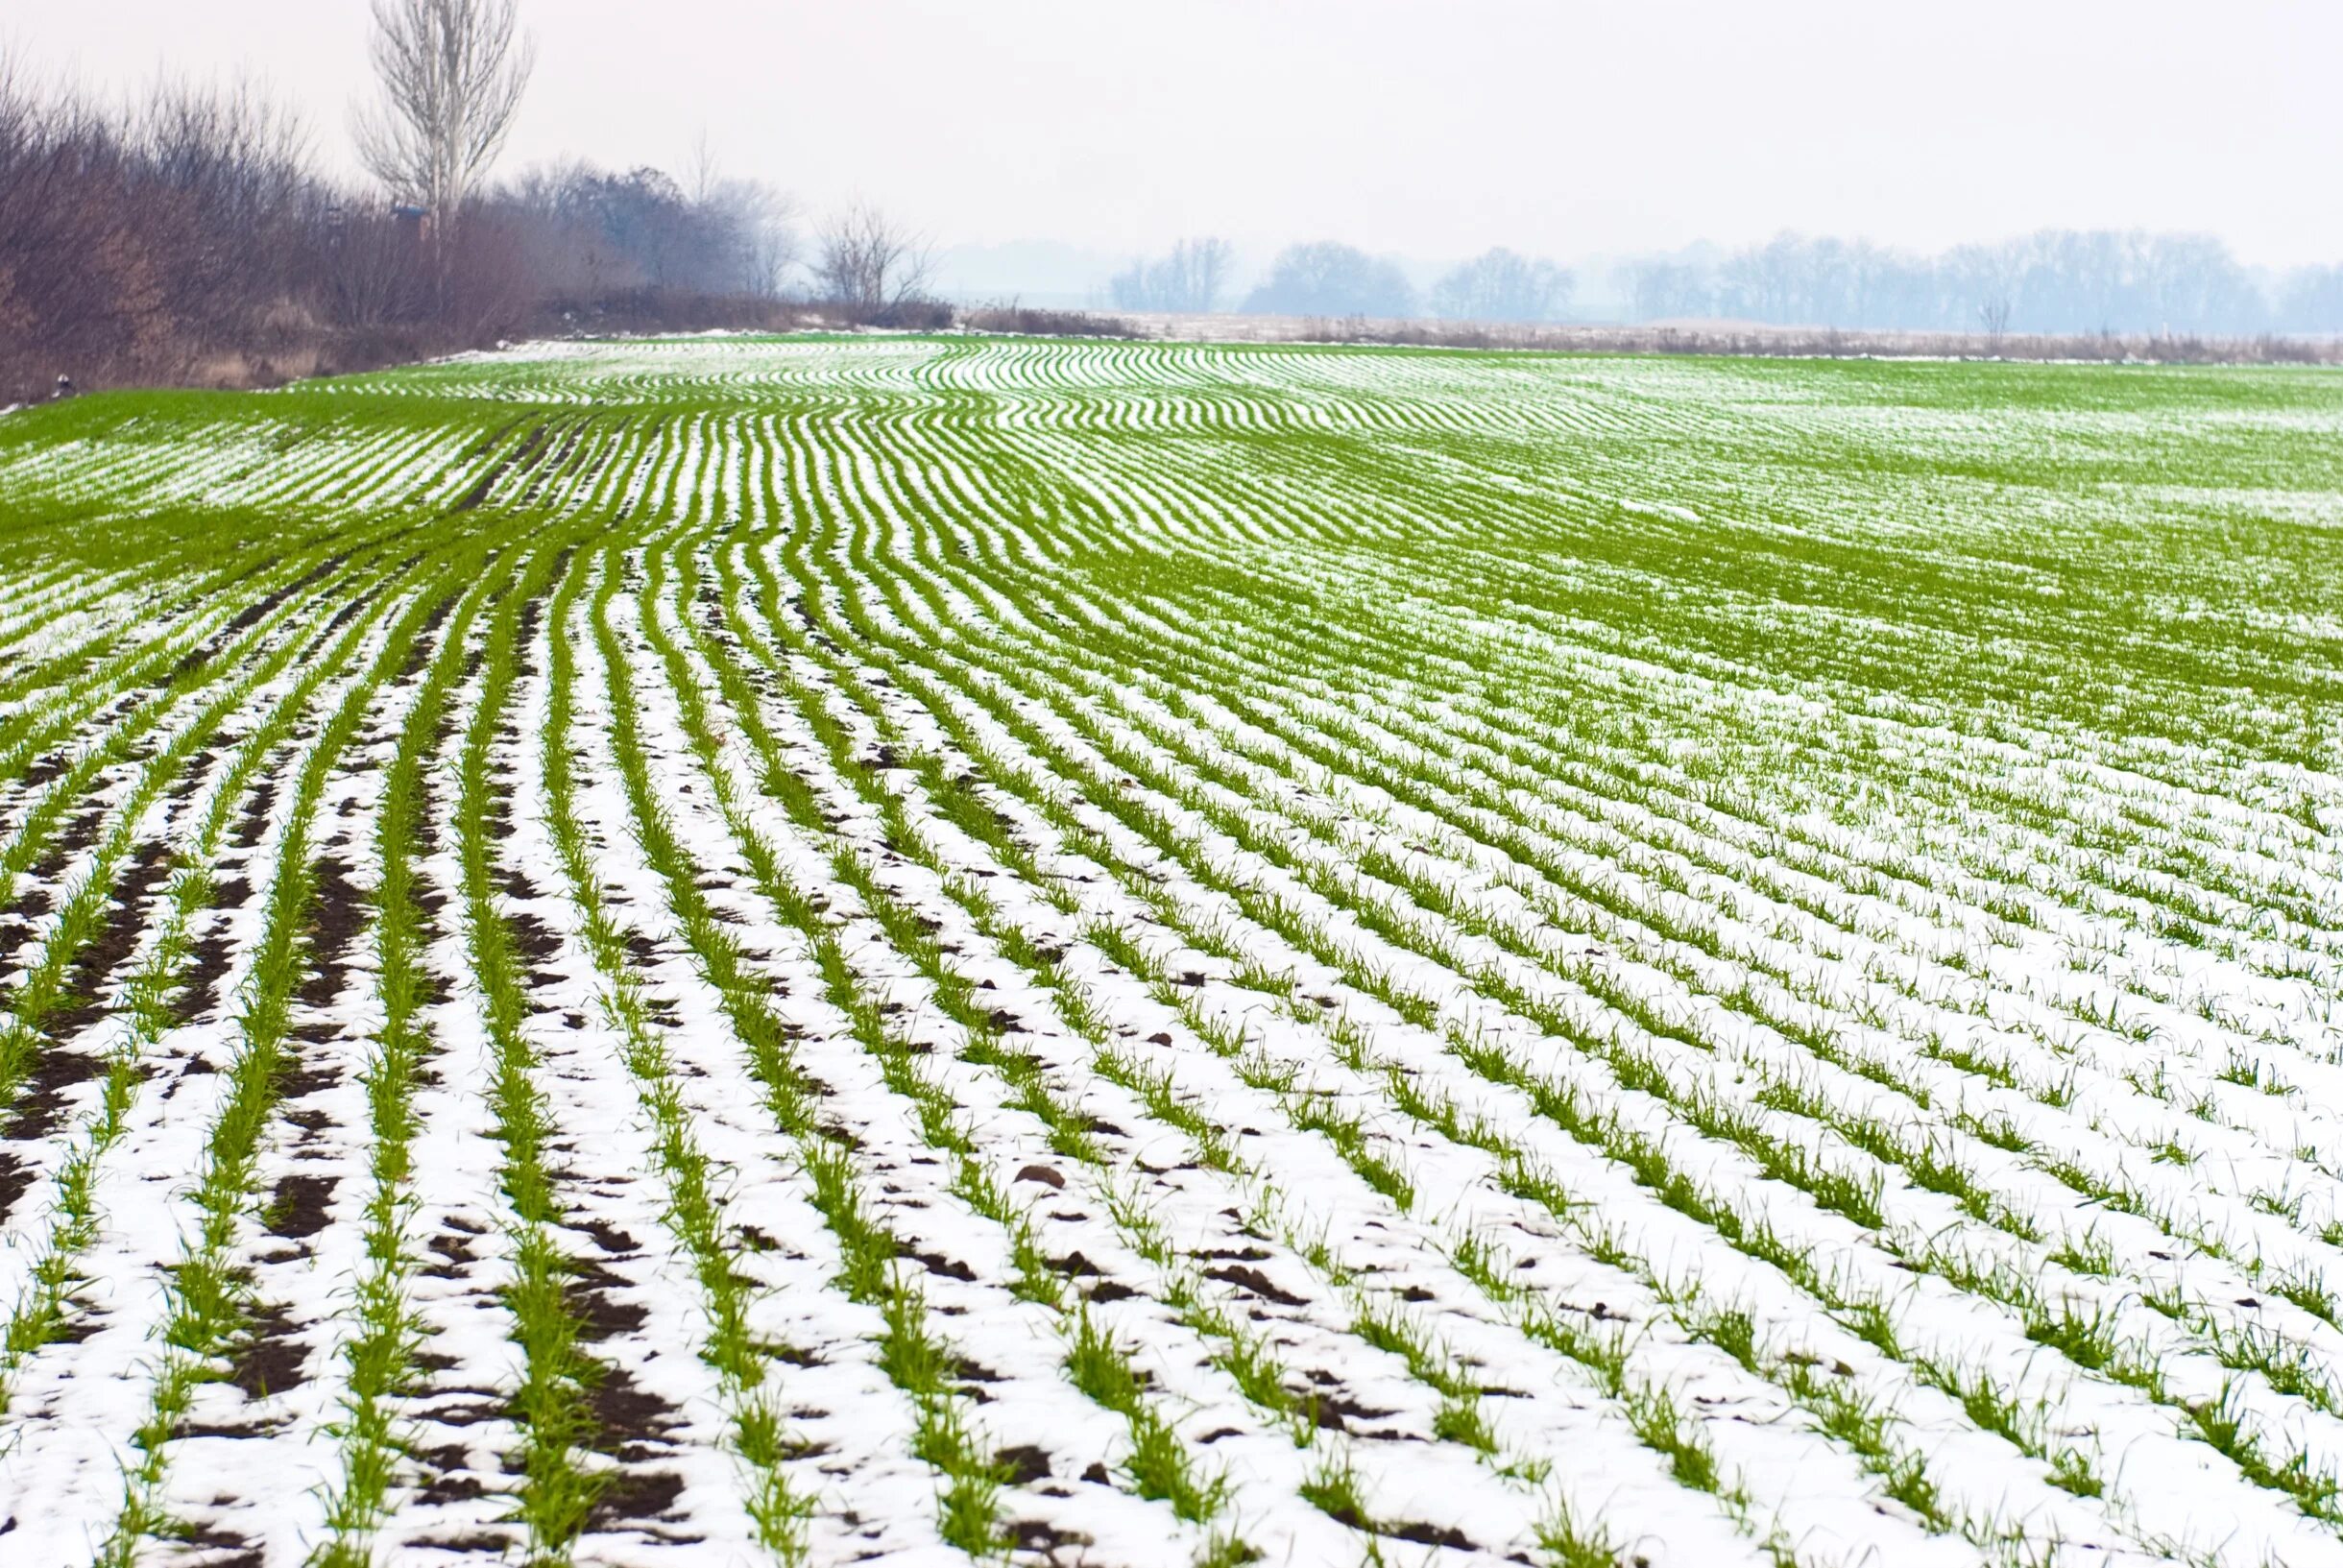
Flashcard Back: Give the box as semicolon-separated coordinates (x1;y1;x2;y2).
0;336;2338;1566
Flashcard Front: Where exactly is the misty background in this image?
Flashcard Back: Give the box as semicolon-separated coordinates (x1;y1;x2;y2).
6;0;2340;411
13;0;2343;332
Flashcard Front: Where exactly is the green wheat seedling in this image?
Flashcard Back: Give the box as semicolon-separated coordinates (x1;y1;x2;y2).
753;519;2012;1539
731;519;1909;1549
572;541;1021;1553
100;554;478;1567
829;552;2343;1524
0;563;406;1408
314;540;532;1566
640;533;1288;1546
5;339;2339;1568
689;530;1606;1540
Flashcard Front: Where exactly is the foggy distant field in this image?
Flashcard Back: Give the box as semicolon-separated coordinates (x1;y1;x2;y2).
0;337;2339;1568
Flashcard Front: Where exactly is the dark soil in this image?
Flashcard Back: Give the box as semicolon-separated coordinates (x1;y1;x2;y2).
1204;1264;1309;1306
176;929;235;1023
568;1259;650;1341
0;1047;105;1164
43;839;177;1042
227;1300;308;1400
0;1155;33;1227
229;777;279;850
295;856;366;1008
452;422;551;514
1305;1387;1396;1433
590;1468;689;1529
583;1364;679;1458
996;1445;1051;1484
261;1172;339;1241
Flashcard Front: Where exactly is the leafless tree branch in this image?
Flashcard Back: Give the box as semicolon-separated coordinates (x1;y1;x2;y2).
815;202;932;316
352;0;534;225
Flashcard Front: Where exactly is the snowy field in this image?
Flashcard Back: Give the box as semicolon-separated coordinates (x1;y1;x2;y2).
0;336;2337;1568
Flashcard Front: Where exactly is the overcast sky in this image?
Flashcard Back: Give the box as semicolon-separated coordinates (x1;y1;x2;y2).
12;0;2340;268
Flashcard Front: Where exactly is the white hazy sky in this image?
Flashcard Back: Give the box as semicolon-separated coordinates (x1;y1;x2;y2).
12;0;2340;267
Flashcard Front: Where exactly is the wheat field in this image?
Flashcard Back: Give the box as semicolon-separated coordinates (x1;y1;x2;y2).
0;337;2338;1568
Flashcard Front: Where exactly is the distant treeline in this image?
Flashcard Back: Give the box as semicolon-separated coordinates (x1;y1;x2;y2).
0;60;817;400
10;33;2339;406
1259;317;2342;367
1111;232;2343;336
1114;240;1572;324
1617;231;2343;337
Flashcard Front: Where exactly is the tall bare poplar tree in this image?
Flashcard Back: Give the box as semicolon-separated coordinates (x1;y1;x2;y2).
354;0;533;234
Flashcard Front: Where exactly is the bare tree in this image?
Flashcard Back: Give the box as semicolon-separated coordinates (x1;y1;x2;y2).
815;202;932;317
1149;236;1233;312
685;126;719;207
1432;248;1572;323
674;131;796;297
2279;264;2343;334
353;0;533;231
321;209;426;326
0;58;167;372
722;181;799;300
134;76;317;342
1110;236;1233;314
0;53;332;390
1241;242;1414;318
1620;259;1709;322
1975;295;2012;347
1183;237;1234;314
